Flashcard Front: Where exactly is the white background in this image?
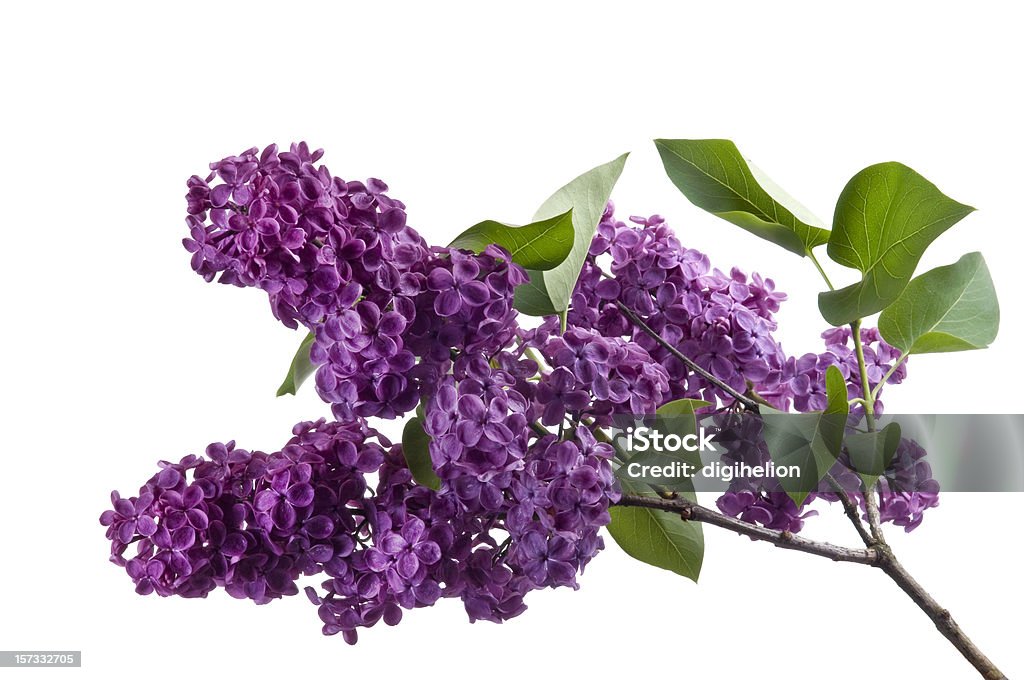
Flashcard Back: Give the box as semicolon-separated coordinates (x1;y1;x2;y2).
1;2;1021;678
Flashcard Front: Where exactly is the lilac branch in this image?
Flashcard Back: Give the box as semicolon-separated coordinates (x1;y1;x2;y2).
824;472;874;547
616;493;878;565
615;494;1008;679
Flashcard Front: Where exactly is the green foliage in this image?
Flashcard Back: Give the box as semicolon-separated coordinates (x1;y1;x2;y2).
447;209;575;271
276;332;317;397
607;398;707;581
608;477;704;582
819;162;975;325
878;252;999;354
654;139;829;256
761;368;846;505
824;365;850;415
846;422;902;489
656;398;712;417
762;392;847;506
401;417;441;491
514;154;629;319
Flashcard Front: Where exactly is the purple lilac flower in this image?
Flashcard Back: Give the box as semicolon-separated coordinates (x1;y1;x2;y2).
157;153;941;643
570;204;788;407
183;142;429;329
539;327;670;425
101;420;389;604
312;244;525;421
823;436;939;532
788;326;907;416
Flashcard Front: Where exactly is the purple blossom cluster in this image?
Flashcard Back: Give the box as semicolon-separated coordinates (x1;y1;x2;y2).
101;408;620;642
564;203;929;533
105;163;637;639
100;419;387;603
311;242;524;419
788;326;907;415
538;327;670;426
570;207;789;407
184;142;429;329
824;436;940;532
101;147;942;642
875;436;940;531
311;244;526;421
713;409;939;535
420;345;625;583
710;414;821;533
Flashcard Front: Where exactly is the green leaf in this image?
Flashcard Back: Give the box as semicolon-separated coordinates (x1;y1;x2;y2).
824;365;850;415
401;418;441;491
657;399;712;417
654;139;829;256
878;252;999;354
819;162;975;325
607;476;704;582
447;209;575;271
514;154;629;317
276;332;317;397
846;422;902;488
761;409;846;506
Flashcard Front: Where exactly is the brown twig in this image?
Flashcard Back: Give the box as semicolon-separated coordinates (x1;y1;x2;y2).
616;493;1007;679
873;544;1007;680
824;472;874;547
616;493;877;564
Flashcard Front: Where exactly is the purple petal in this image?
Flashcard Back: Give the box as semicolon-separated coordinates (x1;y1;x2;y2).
286;482;315;508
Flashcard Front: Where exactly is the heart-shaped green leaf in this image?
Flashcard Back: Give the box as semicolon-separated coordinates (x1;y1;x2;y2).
819;162;975;325
401;417;441;491
654;139;829;257
276;331;317;397
447;209;575;271
514;154;629;318
608;476;704;582
878;252;999;355
846;422;902;489
762;408;846;506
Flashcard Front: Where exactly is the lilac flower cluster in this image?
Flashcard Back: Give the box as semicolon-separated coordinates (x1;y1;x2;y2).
570;206;789;407
115;167;632;638
824;436;940;532
780;328;936;531
876;437;940;531
315;417;620;642
310;243;526;421
564;203;929;533
710;322;922;534
101;410;620;642
100;419;387;603
112;147;939;643
411;334;629;607
710;414;820;533
713;409;939;535
184;143;429;329
787;326;907;415
538;327;670;426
